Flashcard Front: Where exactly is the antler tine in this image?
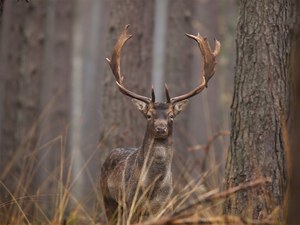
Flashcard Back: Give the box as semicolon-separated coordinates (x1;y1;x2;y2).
171;33;221;104
165;83;171;103
151;86;155;103
106;25;151;103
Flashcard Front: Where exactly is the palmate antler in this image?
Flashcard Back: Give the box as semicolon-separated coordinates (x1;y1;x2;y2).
106;25;221;104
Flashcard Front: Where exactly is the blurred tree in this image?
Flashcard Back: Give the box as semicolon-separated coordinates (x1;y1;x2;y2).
223;0;299;220
37;0;73;217
0;0;73;221
0;0;4;25
99;0;154;155
69;0;105;212
285;3;300;222
164;0;236;189
0;0;46;220
164;0;195;187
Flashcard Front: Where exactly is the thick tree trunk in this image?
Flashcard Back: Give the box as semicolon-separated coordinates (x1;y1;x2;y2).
99;0;154;154
223;0;298;219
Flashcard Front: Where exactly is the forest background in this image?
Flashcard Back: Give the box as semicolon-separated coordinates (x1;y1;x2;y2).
0;0;299;224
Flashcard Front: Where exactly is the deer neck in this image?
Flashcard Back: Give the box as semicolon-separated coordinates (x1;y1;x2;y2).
138;125;173;167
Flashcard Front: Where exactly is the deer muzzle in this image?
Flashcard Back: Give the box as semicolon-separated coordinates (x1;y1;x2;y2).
154;121;168;137
156;127;167;134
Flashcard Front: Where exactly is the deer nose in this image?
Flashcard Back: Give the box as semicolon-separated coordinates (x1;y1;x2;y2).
155;127;167;134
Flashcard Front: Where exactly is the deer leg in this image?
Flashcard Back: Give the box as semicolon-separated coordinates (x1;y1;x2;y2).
103;196;119;225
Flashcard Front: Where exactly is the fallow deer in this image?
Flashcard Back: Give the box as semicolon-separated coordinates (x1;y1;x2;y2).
100;25;220;225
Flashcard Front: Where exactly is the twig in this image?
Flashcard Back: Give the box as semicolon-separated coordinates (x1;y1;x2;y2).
187;130;230;152
188;130;230;172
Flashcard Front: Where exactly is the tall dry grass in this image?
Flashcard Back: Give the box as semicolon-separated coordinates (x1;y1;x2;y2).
0;110;279;225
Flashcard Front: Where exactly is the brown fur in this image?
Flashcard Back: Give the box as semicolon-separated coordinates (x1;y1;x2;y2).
100;102;186;224
102;25;220;224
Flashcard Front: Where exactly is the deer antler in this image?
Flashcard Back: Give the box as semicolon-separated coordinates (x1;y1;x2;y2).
106;24;153;103
107;26;220;104
169;33;221;104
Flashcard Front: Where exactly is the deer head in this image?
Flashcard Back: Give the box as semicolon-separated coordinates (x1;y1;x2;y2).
106;25;220;139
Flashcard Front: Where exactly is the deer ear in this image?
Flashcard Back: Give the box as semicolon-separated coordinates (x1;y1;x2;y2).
131;99;148;114
173;100;189;116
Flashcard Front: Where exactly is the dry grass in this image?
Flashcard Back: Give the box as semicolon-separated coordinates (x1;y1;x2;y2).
0;112;279;225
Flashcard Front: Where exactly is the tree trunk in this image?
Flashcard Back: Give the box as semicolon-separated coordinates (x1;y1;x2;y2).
70;0;105;211
164;0;195;186
99;0;154;155
0;0;73;221
0;0;46;221
223;0;298;219
285;4;300;222
37;0;73;217
165;0;236;189
0;0;4;29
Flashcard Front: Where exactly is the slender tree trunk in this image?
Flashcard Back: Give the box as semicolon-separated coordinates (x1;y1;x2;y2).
223;0;298;219
70;0;104;210
37;0;73;217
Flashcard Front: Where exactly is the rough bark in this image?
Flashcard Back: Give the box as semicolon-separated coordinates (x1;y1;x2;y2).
99;0;154;154
223;0;298;219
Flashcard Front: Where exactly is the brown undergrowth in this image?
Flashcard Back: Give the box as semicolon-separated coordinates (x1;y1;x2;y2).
0;120;279;225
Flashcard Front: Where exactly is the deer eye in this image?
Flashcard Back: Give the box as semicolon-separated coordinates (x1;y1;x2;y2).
146;114;152;120
169;114;174;120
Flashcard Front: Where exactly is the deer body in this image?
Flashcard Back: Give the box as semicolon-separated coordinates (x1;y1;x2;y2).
100;25;220;224
101;104;177;223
